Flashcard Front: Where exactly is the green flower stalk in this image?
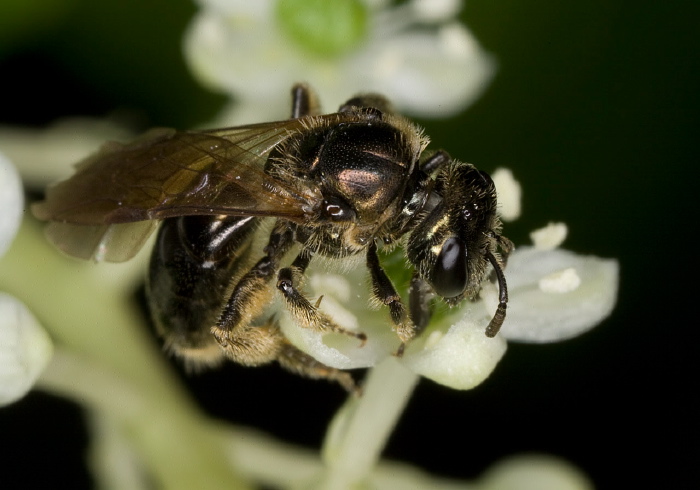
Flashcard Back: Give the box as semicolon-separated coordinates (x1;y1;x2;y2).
0;152;53;406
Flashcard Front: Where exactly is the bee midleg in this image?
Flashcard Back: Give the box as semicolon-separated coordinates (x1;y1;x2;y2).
212;222;295;366
366;242;415;349
276;250;367;344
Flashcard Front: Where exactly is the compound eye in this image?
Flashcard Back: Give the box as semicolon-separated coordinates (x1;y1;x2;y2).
431;237;468;298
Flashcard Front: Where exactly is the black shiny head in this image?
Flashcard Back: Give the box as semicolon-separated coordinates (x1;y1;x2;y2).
407;161;508;317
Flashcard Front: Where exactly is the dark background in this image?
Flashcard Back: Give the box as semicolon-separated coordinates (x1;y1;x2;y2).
1;1;696;488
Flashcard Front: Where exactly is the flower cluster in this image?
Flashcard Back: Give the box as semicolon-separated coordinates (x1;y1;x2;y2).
185;0;495;124
0;1;617;488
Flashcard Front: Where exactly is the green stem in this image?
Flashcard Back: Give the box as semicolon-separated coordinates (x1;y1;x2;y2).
318;356;419;489
1;220;249;489
37;348;250;490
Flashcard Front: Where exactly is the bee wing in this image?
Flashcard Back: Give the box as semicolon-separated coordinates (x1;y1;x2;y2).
32;119;322;262
42;220;159;263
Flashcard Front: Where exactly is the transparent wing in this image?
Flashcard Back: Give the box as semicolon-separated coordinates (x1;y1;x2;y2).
32;117;336;261
42;221;158;262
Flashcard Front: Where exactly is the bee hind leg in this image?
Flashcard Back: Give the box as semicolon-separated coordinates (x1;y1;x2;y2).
277;342;359;394
212;223;295;364
215;317;358;393
215;321;286;366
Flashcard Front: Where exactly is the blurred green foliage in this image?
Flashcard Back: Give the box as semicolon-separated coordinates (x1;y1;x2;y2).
0;0;225;127
0;0;76;55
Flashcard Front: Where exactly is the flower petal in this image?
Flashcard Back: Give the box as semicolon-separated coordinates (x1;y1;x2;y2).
482;247;619;343
278;272;399;369
368;22;495;117
400;309;507;390
408;0;462;23
184;10;299;103
0;293;54;406
480;454;593;490
277;265;506;390
208;96;292;127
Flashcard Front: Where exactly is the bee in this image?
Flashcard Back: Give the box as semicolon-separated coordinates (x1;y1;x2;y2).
32;84;512;392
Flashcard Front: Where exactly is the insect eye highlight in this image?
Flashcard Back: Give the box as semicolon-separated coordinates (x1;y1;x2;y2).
322;196;356;221
431;236;468;299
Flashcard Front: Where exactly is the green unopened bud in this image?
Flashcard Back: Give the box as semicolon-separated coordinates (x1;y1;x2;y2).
275;0;368;57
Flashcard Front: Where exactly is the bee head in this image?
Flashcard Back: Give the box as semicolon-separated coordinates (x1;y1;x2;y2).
407;162;503;303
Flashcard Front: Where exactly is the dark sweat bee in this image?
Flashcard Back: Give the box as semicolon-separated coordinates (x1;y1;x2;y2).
32;84;513;391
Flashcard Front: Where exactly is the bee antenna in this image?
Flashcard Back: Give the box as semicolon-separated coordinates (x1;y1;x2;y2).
484;250;508;337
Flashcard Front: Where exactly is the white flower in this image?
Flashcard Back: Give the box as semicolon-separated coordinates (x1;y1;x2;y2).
0;151;54;406
185;0;495;125
278;175;619;391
